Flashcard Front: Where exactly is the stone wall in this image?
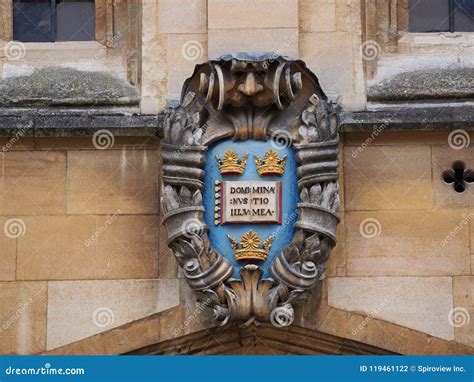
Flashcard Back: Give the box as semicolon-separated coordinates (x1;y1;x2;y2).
0;132;472;355
0;137;181;354
0;0;472;355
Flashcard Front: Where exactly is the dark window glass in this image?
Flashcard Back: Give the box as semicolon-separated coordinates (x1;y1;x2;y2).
454;0;474;31
409;0;474;32
13;0;95;42
13;0;52;42
57;1;95;41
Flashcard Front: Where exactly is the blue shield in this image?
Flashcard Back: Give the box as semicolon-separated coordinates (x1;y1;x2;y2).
203;139;299;278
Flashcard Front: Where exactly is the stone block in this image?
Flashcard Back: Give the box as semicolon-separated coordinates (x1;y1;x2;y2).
67;150;159;214
34;137;159;150
344;145;433;210
300;0;336;32
46;279;180;350
166;34;208;99
453;276;473;347
159;0;207;34
335;0;360;33
208;28;299;59
0;217;16;280
343;131;450;147
208;0;298;29
0;282;47;354
0;138;35;151
300;32;353;95
16;215;159;280
432;144;474;209
0;151;66;215
328;276;454;340
346;211;471;276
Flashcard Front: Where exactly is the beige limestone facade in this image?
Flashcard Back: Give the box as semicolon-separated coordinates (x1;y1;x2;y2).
0;0;472;355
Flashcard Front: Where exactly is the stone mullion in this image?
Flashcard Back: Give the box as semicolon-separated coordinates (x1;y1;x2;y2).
127;0;141;86
0;0;13;41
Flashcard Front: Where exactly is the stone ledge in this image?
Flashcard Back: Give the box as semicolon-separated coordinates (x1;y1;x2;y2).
341;104;474;132
0;109;162;137
0;104;473;137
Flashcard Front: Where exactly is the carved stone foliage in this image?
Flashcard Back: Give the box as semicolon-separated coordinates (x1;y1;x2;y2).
161;53;340;327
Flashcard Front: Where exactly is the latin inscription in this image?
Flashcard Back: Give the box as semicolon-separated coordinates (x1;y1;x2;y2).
220;181;281;224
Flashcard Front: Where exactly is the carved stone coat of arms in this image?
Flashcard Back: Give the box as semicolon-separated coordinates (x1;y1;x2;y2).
161;53;340;327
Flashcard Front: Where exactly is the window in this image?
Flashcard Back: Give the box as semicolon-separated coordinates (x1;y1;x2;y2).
13;0;95;42
409;0;474;32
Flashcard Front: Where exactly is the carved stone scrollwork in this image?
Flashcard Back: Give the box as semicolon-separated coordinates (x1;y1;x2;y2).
161;53;340;327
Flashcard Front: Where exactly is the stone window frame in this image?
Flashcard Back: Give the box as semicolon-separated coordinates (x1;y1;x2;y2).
0;0;141;86
361;0;473;79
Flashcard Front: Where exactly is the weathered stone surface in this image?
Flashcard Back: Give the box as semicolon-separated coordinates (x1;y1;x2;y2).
346;211;471;276
0;282;47;354
35;137;159;150
344;145;433;210
432;145;474;209
0;137;35;150
300;0;336;32
0;2;12;41
16;215;159;280
0;67;139;107
159;0;207;34
300;32;353;95
453;276;474;347
166;34;208;99
328;276;454;340
208;0;298;29
367;68;474;101
341;106;474;133
141;0;167;113
208;28;299;58
344;131;450;146
0;217;16;280
46;279;180;350
67;150;159;214
0;151;66;215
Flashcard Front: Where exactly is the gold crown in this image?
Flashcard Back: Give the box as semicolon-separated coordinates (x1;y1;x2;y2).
254;150;287;176
227;231;273;262
216;150;248;175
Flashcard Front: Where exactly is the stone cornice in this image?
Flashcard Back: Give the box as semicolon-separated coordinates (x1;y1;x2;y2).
0;103;473;138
